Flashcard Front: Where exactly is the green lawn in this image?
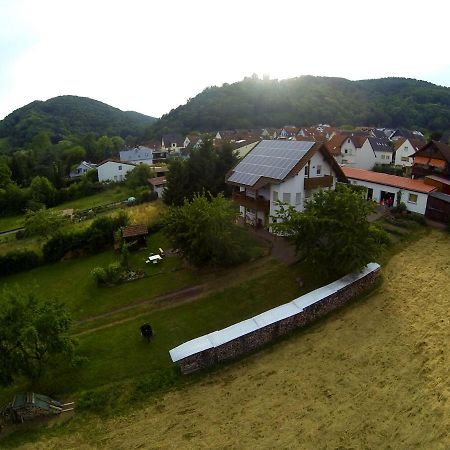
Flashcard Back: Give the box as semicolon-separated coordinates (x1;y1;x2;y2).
15;262;302;401
0;233;197;320
0;186;129;233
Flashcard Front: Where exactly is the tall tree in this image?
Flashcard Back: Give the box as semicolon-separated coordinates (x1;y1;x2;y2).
0;289;77;386
162;193;250;267
272;185;389;279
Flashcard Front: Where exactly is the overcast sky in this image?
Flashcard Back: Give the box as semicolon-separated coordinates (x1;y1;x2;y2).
1;0;449;120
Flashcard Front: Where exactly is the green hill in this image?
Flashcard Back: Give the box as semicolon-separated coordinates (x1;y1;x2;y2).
0;95;158;148
147;76;450;137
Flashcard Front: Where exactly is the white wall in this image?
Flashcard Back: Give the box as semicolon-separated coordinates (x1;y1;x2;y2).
347;178;429;214
355;139;376;170
98;161;135;182
270;151;336;220
393;139;413;167
340;138;357;164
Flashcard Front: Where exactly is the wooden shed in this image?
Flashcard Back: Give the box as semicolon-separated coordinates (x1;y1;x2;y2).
425;191;450;223
121;224;148;249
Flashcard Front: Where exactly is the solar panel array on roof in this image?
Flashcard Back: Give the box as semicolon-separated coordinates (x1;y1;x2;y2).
227;140;315;187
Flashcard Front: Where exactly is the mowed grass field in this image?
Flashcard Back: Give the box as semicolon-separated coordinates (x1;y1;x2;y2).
12;229;450;450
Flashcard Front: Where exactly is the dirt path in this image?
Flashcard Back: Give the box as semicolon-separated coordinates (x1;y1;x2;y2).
74;256;277;336
16;230;450;449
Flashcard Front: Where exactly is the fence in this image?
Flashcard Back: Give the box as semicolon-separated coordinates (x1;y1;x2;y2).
169;263;381;374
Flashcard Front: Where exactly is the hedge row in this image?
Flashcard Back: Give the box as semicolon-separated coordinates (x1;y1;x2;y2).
43;213;128;263
0;250;42;276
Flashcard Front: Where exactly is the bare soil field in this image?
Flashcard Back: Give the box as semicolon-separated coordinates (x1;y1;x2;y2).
14;230;450;449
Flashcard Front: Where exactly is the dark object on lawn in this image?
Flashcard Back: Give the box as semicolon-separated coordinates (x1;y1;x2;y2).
1;393;74;424
140;323;153;341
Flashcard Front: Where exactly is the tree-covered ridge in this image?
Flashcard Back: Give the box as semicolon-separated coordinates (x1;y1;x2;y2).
0;95;157;148
147;76;450;137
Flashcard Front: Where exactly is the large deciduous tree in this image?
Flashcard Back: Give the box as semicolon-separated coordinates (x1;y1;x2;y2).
272;185;389;279
163;139;238;206
0;290;77;386
162;193;249;267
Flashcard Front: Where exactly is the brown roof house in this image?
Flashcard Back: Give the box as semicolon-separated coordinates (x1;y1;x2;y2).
226;140;347;230
411;140;450;179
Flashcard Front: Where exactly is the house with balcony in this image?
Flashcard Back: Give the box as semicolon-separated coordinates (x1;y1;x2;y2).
411;140;450;179
225;140;347;229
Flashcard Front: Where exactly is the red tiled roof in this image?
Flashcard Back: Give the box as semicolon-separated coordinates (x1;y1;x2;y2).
148;176;166;186
122;225;148;238
342;167;436;194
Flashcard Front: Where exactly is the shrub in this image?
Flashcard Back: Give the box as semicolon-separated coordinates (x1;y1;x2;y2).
0;250;42;277
91;262;122;286
43;212;129;263
91;267;108;285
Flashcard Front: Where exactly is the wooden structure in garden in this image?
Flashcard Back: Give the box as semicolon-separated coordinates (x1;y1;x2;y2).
1;393;74;423
121;224;148;249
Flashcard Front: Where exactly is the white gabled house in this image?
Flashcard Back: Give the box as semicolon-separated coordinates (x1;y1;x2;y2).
69;161;97;178
393;138;425;168
119;146;154;165
97;160;135;183
226;140;347;229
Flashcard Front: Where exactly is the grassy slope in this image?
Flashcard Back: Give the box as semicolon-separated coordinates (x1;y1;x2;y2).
0;232;195;320
0;186;128;233
9;229;450;450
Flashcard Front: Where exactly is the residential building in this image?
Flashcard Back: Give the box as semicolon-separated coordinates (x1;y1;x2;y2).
119;146;153;165
393;138;425;169
148;176;167;198
97;160;135;182
226;140;347;229
342;167;436;215
161;134;185;152
411;140;450;179
69;161;97;178
364;137;394;167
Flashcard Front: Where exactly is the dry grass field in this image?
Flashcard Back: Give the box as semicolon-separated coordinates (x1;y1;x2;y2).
13;230;450;449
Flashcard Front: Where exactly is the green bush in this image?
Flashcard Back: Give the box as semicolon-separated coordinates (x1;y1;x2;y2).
91;267;108;285
43;212;129;263
0;250;43;277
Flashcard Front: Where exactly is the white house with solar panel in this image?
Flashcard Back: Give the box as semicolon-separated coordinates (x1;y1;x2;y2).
226;140;347;229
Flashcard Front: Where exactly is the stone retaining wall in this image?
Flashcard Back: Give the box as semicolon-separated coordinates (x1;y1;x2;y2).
170;263;380;374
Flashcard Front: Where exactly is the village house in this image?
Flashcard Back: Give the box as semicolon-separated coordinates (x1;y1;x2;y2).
326;134;392;170
69;161;97;178
119;146;153;165
411;140;450;179
161;134;185;152
97;160;135;182
392;138;425;171
148;176;167;198
279;126;300;139
342;167;436;215
226;140;347;229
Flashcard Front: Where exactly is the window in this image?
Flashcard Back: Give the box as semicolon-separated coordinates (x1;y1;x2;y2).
295;192;302;205
316;165;322;175
118;165;122;170
401;156;409;162
408;193;418;204
282;192;291;204
272;190;279;202
114;175;118;181
344;149;348;154
304;165;309;176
